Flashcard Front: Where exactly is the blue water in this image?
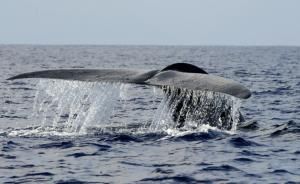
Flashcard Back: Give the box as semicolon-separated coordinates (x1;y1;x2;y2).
0;45;299;183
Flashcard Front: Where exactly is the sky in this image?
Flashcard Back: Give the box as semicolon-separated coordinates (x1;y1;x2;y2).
0;0;300;46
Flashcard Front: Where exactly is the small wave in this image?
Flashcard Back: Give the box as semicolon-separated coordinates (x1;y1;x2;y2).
34;141;74;149
2;140;20;152
271;149;287;153
80;142;111;150
24;172;54;177
166;131;220;142
0;164;35;170
270;169;297;175
4;100;21;104
294;151;300;155
229;137;262;147
196;162;212;166
0;115;27;119
270;120;300;137
252;87;293;96
202;164;241;172
239;150;269;157
119;161;146;167
66;152;97;158
56;179;107;184
139;175;209;184
10;87;34;91
243;173;262;178
234;157;255;162
0;154;16;159
8;81;27;86
152;168;174;174
105;134;142;142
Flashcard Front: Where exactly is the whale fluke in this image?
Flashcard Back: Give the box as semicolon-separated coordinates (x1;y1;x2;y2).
7;63;251;99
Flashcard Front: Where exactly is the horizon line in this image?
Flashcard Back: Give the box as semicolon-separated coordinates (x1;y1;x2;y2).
1;43;300;47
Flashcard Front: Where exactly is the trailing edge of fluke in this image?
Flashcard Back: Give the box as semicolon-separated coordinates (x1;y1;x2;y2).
7;63;251;99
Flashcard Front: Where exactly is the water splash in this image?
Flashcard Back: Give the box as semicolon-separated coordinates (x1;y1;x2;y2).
29;80;122;135
7;81;241;137
148;86;241;134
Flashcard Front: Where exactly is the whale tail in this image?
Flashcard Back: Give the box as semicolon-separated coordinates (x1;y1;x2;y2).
7;63;251;99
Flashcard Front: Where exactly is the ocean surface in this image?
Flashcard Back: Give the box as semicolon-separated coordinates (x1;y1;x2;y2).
0;45;299;183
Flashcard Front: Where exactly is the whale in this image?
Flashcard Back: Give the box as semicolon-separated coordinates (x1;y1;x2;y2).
7;63;251;130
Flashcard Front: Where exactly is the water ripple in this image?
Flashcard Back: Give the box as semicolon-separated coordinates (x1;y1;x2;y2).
202;164;241;172
229;137;262;147
35;141;74;149
139;175;208;184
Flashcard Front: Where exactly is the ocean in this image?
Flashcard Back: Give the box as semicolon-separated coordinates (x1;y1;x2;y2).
0;45;299;183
